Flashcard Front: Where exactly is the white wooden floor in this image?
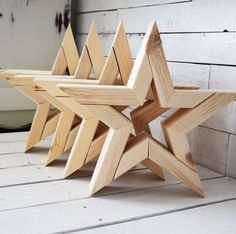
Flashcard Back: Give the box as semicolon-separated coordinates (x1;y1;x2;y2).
0;132;236;234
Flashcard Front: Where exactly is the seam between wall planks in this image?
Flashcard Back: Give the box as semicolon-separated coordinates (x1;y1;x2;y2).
53;195;236;234
76;1;192;14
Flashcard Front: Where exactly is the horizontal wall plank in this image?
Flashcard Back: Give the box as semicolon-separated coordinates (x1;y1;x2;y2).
226;134;236;178
77;0;236;34
0;177;234;233
189;126;229;174
0;87;36;111
77;33;236;65
117;0;236;33
76;0;189;13
76;11;116;33
80;200;236;234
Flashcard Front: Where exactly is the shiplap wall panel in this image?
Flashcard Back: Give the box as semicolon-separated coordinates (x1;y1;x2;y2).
76;11;116;33
77;0;236;33
77;33;236;65
117;0;236;33
76;0;190;13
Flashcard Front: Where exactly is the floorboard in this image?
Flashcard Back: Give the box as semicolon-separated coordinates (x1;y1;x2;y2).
0;132;235;234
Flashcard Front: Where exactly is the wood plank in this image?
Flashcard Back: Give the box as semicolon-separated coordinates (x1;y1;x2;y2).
77;0;189;13
76;11;117;34
77;0;236;34
25;102;51;152
45;111;75;165
79;200;236;234
64;118;99;177
0;166;219;212
117;0;236;33
0;177;234;233
77;33;236;65
89;125;131;195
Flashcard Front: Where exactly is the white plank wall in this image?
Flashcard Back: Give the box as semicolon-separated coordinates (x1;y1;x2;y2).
76;0;236;178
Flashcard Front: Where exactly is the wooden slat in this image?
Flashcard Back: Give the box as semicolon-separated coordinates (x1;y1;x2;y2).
64;118;99;177
45;111;75;165
0;165;219;211
77;33;236;65
89;125;131;195
25;102;51;152
80;200;236;234
117;0;236;33
0;177;234;233
77;0;188;13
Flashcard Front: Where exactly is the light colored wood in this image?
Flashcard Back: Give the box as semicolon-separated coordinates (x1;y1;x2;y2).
64;118;99;177
64;123;80;151
146;21;213;108
84;105;131;130
25;102;51;152
59;84;142;105
85;130;107;163
45;111;75;165
114;134;149;179
51;47;68;75
60;21;209;194
60;24;80;75
98;49;120;85
89;125;132;195
162;92;236;167
74;46;92;79
85;22;105;78
41;111;61;140
112;22;133;84
37;90;68;111
148;137;204;197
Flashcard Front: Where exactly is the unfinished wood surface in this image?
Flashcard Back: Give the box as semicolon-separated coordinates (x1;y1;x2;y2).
89;125;132;195
60;21;209;194
60;24;80;75
25;102;51;152
45;111;75;165
64;118;99;177
162;93;236;169
84;22;105;78
40;111;61;140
